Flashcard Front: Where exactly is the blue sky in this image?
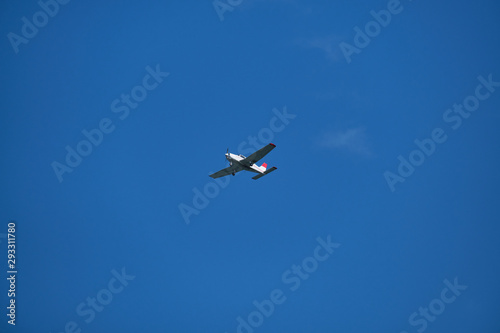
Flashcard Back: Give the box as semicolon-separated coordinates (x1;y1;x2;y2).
1;0;500;332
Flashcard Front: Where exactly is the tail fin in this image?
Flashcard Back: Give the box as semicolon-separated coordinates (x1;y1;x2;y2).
261;163;267;171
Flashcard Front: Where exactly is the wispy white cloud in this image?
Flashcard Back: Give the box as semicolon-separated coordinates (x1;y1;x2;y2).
317;127;373;156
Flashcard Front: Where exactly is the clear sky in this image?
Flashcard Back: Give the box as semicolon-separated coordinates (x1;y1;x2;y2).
1;0;500;332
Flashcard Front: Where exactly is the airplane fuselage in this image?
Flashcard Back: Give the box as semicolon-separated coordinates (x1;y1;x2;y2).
226;153;264;174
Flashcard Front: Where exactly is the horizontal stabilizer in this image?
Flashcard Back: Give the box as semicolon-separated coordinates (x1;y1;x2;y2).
252;167;277;180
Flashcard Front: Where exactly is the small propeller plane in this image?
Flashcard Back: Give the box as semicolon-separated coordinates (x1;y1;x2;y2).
209;143;278;180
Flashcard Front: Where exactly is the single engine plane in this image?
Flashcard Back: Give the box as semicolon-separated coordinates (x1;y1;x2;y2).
209;143;277;180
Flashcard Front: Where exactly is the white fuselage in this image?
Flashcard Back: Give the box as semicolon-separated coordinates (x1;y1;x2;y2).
226;153;265;174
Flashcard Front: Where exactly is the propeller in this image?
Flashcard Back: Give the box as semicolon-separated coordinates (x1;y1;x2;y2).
225;148;230;165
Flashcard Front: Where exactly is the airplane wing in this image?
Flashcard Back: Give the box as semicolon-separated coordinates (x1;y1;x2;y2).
209;164;243;179
243;143;276;165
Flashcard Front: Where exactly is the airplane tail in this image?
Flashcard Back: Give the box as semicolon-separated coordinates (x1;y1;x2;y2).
261;163;267;171
252;166;277;180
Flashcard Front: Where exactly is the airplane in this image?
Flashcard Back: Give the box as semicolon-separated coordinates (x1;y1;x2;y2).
209;143;278;180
